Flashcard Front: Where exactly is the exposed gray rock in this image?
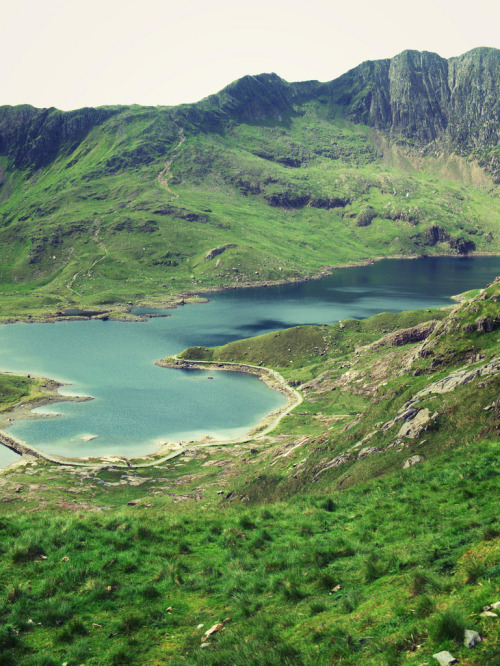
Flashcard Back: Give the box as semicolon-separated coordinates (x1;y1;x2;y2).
403;455;425;469
416;356;500;397
395;407;418;423
432;650;458;665
313;453;352;479
357;446;382;459
464;629;481;648
397;408;434;438
475;316;496;332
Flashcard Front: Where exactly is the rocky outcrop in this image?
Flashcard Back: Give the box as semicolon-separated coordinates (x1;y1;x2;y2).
413;355;499;397
359;320;437;353
356;207;376;227
397;409;436;438
323;47;500;160
205;244;237;261
0;105;119;170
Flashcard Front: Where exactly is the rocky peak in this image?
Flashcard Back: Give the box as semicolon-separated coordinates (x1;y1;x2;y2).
198;73;295;123
323;47;500;154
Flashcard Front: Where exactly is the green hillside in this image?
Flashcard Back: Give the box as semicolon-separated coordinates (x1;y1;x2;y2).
0;280;498;664
0;48;499;319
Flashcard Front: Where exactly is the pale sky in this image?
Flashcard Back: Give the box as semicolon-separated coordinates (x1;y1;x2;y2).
1;0;499;110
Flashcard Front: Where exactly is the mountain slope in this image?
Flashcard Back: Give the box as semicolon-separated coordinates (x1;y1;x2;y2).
0;49;499;318
0;281;498;664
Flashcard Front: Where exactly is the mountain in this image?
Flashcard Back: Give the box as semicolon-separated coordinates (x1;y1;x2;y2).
0;48;498;318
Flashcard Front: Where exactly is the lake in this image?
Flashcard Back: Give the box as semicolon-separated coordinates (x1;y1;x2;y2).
0;256;498;466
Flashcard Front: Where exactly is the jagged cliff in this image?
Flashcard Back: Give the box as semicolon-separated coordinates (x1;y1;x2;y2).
322;48;500;175
1;48;498;170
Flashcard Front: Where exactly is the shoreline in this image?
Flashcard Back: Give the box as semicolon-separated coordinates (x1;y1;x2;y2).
0;376;92;430
0;360;301;469
1;251;499;325
0;251;498;468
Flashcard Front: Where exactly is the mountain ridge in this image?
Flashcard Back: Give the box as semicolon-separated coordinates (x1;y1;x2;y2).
0;47;498;317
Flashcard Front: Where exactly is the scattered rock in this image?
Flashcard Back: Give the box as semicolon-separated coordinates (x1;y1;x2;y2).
223;617;231;623
480;610;498;617
205;623;224;637
403;455;425;469
464;629;481;648
127;500;140;506
432;651;458;665
331;584;342;592
200;642;210;648
197;624;204;629
61;556;70;562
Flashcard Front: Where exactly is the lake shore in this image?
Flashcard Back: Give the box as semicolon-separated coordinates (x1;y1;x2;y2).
0;376;92;431
1;251;498;325
0;359;301;469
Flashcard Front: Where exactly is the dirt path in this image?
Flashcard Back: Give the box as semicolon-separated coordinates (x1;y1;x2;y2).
65;220;108;297
157;125;186;198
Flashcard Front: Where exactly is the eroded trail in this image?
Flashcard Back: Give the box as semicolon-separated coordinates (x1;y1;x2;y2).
157;125;186;198
65;220;108;297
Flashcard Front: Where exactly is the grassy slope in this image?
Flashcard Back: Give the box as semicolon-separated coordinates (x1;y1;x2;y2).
0;282;498;664
0;102;498;318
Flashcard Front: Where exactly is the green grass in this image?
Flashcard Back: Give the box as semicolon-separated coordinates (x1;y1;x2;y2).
0;275;498;664
0;440;497;664
0;99;498;319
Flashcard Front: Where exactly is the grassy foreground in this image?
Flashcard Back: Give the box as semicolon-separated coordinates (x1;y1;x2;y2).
0;281;498;664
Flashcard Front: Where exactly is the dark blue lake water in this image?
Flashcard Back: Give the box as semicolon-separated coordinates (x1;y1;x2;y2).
0;256;498;465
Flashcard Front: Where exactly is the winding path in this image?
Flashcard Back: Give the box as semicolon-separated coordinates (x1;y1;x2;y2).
157;125;186;198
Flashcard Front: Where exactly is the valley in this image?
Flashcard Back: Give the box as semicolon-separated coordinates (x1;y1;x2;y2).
0;46;498;665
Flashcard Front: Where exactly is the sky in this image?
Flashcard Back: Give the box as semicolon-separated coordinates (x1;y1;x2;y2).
1;0;499;111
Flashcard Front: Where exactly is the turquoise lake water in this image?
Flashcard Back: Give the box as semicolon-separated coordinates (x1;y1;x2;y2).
0;256;498;465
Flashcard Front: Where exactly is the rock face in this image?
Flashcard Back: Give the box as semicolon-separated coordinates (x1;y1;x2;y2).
324;47;500;163
0;105;119;170
1;48;498;178
397;408;434;439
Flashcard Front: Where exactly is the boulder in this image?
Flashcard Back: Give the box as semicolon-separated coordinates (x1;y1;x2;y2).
403;455;425;469
205;623;224;637
432;651;458;665
464;629;481;648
